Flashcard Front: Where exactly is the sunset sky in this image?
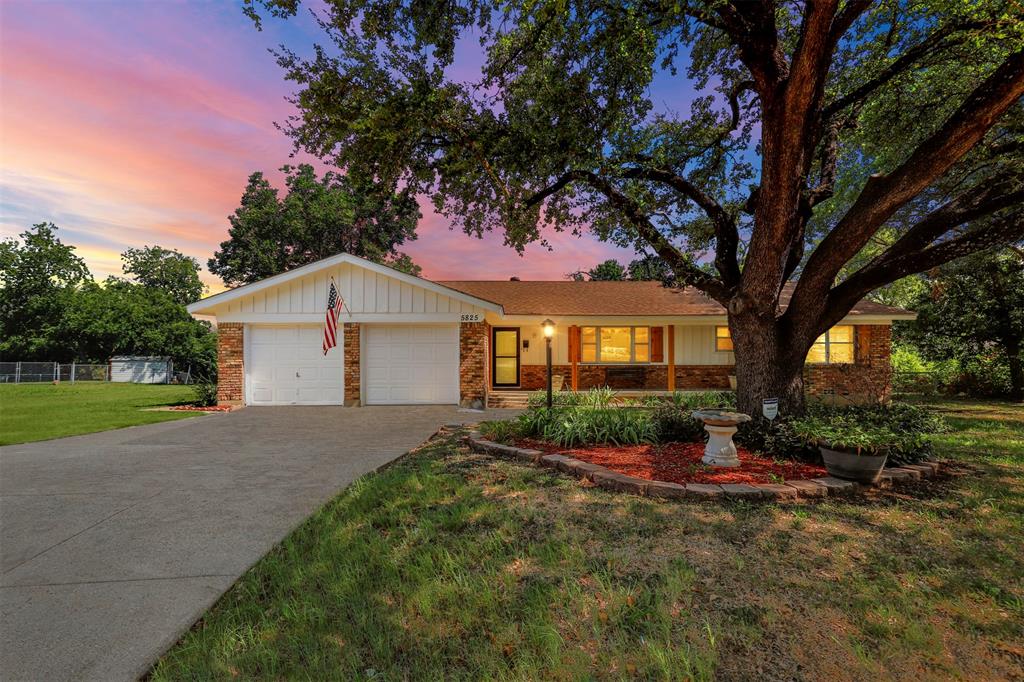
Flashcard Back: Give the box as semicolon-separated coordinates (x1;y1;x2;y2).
0;0;698;292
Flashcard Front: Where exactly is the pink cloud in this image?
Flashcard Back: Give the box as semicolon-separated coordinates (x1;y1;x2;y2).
0;1;636;289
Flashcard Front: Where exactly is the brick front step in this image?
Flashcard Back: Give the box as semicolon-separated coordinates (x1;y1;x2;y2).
487;392;531;409
465;434;940;503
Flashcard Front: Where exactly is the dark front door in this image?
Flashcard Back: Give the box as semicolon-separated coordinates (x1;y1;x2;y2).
492;328;520;387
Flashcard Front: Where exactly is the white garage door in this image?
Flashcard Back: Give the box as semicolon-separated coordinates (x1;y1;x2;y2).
247;326;344;405
364;325;459;405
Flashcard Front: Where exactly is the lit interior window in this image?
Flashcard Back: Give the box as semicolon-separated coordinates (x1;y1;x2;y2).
715;326;733;352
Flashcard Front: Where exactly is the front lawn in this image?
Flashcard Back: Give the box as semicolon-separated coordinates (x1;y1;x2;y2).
0;382;199;445
152;400;1024;680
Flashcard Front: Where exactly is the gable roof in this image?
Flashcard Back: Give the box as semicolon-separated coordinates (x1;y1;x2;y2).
186;252;503;315
438;280;915;318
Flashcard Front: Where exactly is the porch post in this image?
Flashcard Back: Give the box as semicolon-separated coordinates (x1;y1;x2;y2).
667;325;676;392
569;325;580;391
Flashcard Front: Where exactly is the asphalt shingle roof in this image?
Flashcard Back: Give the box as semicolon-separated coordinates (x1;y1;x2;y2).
437;280;913;317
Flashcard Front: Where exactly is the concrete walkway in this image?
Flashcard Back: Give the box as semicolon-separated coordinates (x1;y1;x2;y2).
0;406;507;681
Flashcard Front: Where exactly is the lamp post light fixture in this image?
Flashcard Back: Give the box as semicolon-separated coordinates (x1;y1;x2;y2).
542;319;556;408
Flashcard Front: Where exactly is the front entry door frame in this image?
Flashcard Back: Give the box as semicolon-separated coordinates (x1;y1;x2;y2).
492;327;521;387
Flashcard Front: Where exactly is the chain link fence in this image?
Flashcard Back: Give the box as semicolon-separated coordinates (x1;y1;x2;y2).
0;362;110;384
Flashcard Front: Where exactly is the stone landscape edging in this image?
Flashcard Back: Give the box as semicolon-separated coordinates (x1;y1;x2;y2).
463;433;940;501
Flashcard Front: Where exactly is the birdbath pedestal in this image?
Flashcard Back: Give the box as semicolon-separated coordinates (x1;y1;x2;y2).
691;409;752;467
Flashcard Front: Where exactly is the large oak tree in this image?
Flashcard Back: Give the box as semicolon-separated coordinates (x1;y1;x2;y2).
246;0;1024;414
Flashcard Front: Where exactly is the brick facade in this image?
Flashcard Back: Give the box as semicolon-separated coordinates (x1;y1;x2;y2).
343;323;361;406
674;365;733;390
216;323;244;405
804;325;892;403
459;321;488;407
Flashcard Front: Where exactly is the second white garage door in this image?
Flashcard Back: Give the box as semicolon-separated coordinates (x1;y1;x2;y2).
364;325;460;405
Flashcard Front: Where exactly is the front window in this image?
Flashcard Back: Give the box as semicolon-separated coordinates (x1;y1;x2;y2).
581;326;650;363
807;325;855;364
715;326;733;352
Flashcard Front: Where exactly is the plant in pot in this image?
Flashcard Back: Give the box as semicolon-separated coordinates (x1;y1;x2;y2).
793;416;895;484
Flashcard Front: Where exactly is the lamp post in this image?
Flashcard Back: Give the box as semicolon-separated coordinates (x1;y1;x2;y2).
542;319;556;408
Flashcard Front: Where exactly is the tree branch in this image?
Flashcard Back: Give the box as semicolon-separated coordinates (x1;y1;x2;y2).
825;212;1024;326
822;20;993;119
577;171;730;300
524;166;741;287
788;48;1024;320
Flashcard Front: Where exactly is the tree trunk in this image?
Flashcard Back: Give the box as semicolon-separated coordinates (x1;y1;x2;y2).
729;313;808;417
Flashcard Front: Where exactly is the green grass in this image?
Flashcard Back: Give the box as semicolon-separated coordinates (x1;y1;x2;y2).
0;382;200;445
152;400;1024;681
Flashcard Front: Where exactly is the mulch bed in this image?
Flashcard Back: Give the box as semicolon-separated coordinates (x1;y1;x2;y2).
168;405;234;412
514;439;827;485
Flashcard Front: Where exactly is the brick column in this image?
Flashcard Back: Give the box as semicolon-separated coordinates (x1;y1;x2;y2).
217;323;244;405
344;323;361;406
459;321;487;408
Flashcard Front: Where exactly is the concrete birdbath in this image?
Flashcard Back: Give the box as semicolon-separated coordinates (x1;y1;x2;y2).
691;409;752;467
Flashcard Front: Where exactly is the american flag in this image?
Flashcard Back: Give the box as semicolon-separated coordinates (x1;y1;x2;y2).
322;280;344;355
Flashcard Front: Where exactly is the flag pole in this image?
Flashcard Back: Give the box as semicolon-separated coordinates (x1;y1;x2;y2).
330;276;353;317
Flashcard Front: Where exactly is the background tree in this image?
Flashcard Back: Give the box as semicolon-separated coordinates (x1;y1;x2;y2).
627;255;675;283
61;279;218;379
0;223;91;359
569;255;674;281
904;249;1024;401
209;164;421;286
0;223;216;375
248;0;1024;414
122;245;206;305
567;258;627;281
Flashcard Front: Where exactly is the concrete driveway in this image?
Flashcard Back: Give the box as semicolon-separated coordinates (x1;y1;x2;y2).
0;406;506;681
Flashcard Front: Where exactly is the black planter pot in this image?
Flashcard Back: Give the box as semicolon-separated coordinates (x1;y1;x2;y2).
819;445;889;484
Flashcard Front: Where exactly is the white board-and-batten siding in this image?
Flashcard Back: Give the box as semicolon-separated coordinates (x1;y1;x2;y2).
209;263;489;323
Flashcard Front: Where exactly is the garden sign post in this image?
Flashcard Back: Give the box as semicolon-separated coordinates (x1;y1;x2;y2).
762;398;779;421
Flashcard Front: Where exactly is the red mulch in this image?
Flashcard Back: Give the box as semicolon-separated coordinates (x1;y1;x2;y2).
169;405;234;412
515;439;827;485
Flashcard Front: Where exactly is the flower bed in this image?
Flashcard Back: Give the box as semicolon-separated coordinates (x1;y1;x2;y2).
516;439;826;485
169;405;234;412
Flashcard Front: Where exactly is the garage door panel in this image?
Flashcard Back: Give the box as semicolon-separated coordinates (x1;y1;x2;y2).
364;324;459;405
247;325;343;405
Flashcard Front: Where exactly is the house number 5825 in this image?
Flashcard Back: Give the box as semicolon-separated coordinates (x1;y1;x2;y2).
460;313;482;322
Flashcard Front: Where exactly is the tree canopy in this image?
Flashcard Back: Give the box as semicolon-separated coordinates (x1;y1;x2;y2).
245;0;1024;412
209;163;422;286
122;245;206;305
569;255;675;281
0;224;216;376
906;249;1024;400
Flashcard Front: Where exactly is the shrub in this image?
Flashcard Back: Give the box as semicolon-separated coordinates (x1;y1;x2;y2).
651;403;705;443
528;386;619;409
735;416;818;462
516;406;657;448
191;382;217;407
790;402;947;465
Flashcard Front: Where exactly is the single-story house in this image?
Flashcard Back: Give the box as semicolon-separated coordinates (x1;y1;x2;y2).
186;252;914;408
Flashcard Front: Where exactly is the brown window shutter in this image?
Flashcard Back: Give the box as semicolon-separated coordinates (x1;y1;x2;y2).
855;326;871;364
568;325;580;363
650;326;664;362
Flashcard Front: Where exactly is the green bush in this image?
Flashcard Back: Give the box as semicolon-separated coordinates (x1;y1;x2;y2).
191;382;218;407
516;406;657;448
735;416;818;461
789;402;947;465
527;386;617;408
651;402;706;443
